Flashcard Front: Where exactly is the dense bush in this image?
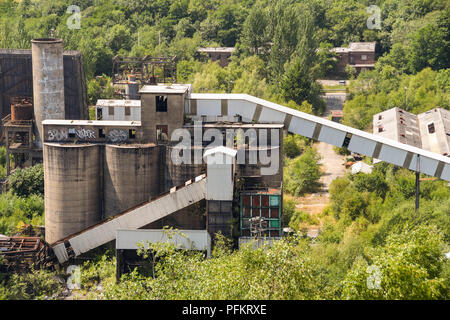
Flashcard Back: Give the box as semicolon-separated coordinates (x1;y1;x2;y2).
0;192;44;235
0;268;63;300
8;164;44;197
284;147;322;196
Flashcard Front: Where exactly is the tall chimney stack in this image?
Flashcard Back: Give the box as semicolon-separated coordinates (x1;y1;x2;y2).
31;38;65;148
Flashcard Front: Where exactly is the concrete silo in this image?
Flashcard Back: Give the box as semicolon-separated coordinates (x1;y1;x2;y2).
103;144;160;218
43;143;101;244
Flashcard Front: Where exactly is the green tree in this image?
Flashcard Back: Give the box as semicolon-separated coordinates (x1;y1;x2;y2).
342;225;447;299
284;148;322;196
8;164;44;197
242;5;268;54
280;57;326;115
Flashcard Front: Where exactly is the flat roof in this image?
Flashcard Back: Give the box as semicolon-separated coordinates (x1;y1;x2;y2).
139;84;190;94
331;42;376;53
349;42;376;51
183;123;284;128
42;120;141;126
96;99;141;107
353;64;375;68
197;47;235;53
373;107;450;155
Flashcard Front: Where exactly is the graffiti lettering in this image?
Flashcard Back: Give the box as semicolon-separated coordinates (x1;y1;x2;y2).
107;129;128;143
48;129;68;141
76;128;96;140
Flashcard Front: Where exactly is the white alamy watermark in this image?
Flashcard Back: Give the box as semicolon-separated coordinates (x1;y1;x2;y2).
67;5;81;30
66;264;81;290
170;121;280;176
366;5;381;30
366;265;381;290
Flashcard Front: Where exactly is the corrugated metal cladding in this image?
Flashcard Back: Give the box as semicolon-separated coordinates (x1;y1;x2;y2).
52;176;207;263
0;49;88;120
188;94;450;182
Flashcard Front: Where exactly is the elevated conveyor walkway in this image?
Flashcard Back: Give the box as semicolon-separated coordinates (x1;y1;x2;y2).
51;174;206;263
188;94;450;181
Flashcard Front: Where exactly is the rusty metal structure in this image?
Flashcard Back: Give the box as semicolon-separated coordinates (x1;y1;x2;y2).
0;46;88;177
0;236;57;272
1;97;42;176
112;55;177;87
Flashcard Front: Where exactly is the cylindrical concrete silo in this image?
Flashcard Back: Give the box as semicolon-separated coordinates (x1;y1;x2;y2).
103;144;160;218
31;38;65;149
165;145;206;189
44;143;101;244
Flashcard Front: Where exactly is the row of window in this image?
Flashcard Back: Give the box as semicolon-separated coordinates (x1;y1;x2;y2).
105;96;169;116
108;107;132;116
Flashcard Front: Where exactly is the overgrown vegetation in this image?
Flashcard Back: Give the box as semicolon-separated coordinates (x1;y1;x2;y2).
8;164;44;198
0;164;45;236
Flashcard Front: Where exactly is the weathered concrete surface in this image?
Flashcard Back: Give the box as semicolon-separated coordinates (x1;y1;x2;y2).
44;143;101;244
104;144;160;218
32;39;65;148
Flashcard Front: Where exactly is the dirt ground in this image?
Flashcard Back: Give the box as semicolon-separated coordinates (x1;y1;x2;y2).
293;95;348;237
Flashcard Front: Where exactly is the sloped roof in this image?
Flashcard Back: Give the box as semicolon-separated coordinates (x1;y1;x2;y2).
203;146;237;158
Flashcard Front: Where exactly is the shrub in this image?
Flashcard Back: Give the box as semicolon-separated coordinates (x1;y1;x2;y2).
284;148;322;196
8;164;44;197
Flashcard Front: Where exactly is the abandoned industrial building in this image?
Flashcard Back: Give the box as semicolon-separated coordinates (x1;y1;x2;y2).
196;47;235;67
0;38;449;277
374;107;450;157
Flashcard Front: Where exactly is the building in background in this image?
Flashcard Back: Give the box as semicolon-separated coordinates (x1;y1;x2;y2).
332;42;376;74
373;107;450;157
197;47;235;67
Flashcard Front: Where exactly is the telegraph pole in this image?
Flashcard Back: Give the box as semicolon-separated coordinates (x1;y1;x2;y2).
415;155;420;212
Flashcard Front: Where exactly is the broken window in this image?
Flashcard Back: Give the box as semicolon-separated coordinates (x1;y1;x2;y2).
129;129;136;139
99;128;105;138
125;107;131;116
97;108;103;120
428;123;435;134
156;96;168;112
156;125;168;141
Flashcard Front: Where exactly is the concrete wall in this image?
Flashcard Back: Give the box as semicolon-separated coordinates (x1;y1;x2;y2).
31;39;65;148
140;93;185;143
164;145;206;190
44;144;102;244
43;123;139;144
143;200;206;230
104;144;160;218
97;105;141;121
